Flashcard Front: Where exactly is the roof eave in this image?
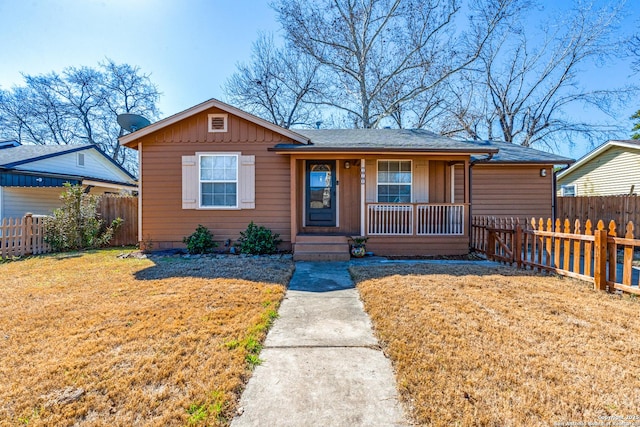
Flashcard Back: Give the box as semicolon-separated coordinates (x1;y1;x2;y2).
269;147;499;155
477;160;575;166
557;140;639;179
2;145;93;168
118;99;311;147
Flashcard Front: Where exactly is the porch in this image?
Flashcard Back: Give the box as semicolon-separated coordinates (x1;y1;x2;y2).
287;154;472;260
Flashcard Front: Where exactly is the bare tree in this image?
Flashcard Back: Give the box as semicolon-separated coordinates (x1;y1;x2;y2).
446;1;635;149
224;33;323;129
272;0;521;128
0;60;160;172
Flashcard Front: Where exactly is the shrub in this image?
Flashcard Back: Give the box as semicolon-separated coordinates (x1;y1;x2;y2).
44;183;122;251
183;224;218;254
236;221;281;255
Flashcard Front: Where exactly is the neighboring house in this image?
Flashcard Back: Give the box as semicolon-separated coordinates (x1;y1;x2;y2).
119;99;572;259
0;141;137;220
557;140;640;196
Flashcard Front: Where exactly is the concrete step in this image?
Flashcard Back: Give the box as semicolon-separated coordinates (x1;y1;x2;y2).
293;235;351;261
295;235;349;244
294;243;350;253
293;251;351;261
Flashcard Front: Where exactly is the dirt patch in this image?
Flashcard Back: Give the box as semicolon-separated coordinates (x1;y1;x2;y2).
351;263;640;426
0;249;293;426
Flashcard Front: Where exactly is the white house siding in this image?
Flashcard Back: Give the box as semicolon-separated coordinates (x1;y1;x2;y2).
557;147;640;196
16;150;134;184
1;186;116;220
2;187;63;219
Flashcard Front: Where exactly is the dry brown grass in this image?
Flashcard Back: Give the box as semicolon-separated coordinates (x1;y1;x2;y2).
0;250;293;426
351;263;640;427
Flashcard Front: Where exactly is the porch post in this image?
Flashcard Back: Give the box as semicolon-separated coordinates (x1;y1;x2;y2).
360;158;366;236
290;157;298;245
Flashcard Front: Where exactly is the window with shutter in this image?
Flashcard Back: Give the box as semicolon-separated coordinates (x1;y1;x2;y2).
182;152;255;210
208;114;228;132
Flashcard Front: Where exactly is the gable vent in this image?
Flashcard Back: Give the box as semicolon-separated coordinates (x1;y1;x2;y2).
77;153;85;166
208;114;228;133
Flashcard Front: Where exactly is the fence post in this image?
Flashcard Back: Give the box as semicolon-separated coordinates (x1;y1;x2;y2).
514;224;522;268
23;213;33;256
487;229;495;260
593;222;608;292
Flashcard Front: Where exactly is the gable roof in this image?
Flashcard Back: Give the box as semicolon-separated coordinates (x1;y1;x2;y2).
272;129;498;154
0;143;137;183
118;98;311;147
557;140;640;179
469;140;574;165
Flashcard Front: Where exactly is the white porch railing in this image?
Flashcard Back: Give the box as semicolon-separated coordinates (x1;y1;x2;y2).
367;204;413;235
417;204;464;235
366;203;465;236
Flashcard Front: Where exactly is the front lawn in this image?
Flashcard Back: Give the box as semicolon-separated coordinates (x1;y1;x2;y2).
351;263;640;426
0;250;293;426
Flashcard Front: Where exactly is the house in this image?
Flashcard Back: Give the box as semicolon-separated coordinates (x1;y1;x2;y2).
556;140;640;196
0;141;137;220
119;99;572;259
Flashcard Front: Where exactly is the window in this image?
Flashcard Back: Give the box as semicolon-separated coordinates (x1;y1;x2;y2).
208;114;228;132
199;154;237;207
560;184;576;197
77;153;85;167
377;160;412;203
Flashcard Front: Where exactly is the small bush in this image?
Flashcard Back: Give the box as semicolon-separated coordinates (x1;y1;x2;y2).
236;221;281;255
183;224;218;254
44;183;122;251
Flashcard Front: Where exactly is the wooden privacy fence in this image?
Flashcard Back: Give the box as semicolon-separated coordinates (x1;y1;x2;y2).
557;195;640;238
0;214;50;259
97;195;138;246
0;195;138;259
471;216;640;296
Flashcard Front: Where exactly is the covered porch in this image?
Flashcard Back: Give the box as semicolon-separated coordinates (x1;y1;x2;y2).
286;154;472;259
270;128;496;259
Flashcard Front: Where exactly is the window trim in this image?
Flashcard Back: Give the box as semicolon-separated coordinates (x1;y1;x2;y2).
560;184;577;197
208;114;228;133
197;152;239;209
376;159;413;203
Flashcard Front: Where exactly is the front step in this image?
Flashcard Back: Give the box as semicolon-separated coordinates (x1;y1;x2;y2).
293;235;351;261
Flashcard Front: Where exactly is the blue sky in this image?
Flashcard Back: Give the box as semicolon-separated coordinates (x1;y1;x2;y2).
0;0;638;160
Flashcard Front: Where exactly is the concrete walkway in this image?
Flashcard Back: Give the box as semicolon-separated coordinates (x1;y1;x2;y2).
231;261;408;427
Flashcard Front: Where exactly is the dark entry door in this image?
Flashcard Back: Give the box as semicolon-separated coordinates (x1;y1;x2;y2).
306;160;336;227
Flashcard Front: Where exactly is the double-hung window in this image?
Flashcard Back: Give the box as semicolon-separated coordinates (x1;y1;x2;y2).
199;154;238;207
377;160;412;203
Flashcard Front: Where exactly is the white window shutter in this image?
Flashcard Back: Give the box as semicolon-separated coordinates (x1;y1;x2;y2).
239;155;255;209
182;155;197;209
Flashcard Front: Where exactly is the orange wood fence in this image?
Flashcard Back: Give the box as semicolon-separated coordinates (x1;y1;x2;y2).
0;214;50;259
472;216;640;296
1;195;138;259
97;195;138;246
557;196;640;238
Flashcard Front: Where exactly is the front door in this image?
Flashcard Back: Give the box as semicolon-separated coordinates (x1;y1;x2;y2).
306;160;336;227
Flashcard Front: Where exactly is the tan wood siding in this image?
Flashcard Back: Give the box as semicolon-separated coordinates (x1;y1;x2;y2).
414;159;428;202
472;165;553;220
366;235;469;256
557;146;640;196
428;160;450;203
149;107;294;144
137;107;296;249
338;162;360;234
454;165;465;202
